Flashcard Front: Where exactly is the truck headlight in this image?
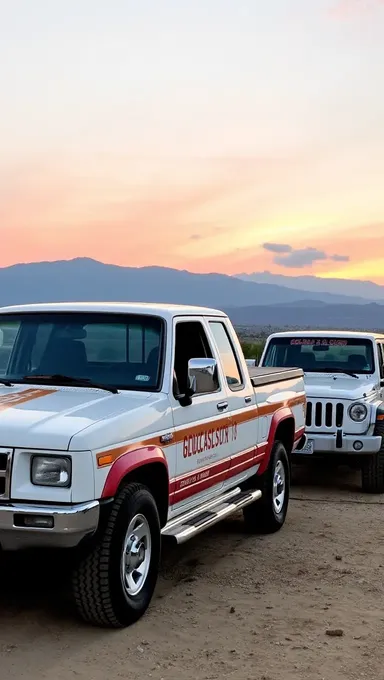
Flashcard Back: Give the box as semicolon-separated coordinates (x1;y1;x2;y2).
348;403;368;422
31;456;71;487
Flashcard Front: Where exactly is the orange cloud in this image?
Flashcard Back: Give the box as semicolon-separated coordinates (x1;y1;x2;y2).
192;222;384;283
1;155;384;285
0;153;291;267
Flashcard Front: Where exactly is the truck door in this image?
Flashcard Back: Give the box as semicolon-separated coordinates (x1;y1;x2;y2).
170;317;231;512
378;343;384;400
208;319;260;485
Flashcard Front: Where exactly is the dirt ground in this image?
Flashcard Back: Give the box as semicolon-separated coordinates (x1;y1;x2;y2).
1;464;384;680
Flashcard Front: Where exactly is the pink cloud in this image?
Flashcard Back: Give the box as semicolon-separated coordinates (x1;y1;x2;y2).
1;154;289;268
330;0;384;20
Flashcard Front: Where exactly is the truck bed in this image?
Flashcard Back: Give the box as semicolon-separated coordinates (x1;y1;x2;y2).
248;366;304;388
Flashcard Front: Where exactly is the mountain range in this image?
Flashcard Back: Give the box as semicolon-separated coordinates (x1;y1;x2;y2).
227;301;384;331
235;271;384;302
0;258;383;331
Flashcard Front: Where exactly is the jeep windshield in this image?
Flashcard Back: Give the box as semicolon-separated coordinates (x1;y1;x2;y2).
0;312;164;391
263;337;375;375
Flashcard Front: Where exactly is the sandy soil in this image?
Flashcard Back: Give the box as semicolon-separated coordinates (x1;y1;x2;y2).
1;464;384;680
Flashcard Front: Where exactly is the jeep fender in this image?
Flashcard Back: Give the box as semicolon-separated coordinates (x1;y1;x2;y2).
374;402;384;431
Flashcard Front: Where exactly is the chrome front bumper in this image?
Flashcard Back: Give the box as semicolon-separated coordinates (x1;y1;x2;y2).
0;500;100;551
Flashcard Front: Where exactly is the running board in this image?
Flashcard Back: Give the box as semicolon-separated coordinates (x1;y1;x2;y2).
162;487;262;545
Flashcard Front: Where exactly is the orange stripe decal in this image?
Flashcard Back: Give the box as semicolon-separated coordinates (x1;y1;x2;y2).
0;388;56;411
96;393;306;468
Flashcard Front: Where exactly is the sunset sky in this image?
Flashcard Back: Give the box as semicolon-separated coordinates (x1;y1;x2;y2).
1;0;384;283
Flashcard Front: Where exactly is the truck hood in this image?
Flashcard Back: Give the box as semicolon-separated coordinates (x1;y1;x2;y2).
0;384;157;450
303;374;377;401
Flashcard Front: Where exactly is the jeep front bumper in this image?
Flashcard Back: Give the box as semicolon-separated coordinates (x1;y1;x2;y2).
0;500;100;551
297;433;382;456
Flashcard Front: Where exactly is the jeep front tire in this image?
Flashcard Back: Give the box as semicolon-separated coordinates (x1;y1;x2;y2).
361;422;384;494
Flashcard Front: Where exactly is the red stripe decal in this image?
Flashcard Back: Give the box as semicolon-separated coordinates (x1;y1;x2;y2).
172;425;304;501
169;444;266;503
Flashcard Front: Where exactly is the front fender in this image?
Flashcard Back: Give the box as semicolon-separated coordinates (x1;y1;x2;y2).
258;407;295;475
100;445;169;498
376;401;384;418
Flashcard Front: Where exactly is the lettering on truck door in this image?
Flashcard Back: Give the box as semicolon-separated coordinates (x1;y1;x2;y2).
170;318;232;511
208;320;260;485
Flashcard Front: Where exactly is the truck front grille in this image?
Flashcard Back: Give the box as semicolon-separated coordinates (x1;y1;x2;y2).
306;401;344;429
0;450;13;499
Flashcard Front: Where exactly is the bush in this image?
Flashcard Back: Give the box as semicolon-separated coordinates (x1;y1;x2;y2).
240;341;265;361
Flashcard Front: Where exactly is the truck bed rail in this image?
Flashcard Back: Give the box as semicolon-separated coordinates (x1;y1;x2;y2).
248;366;304;387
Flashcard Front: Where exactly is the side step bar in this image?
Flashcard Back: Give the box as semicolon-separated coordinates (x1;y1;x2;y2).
162;487;262;545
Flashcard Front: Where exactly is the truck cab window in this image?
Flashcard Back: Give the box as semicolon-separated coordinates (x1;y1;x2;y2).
31;323;54;370
1;312;164;391
173;321;213;395
209;321;243;389
0;321;20;375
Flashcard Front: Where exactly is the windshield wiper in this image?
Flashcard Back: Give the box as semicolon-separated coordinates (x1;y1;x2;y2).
320;367;359;379
21;374;119;394
0;378;13;387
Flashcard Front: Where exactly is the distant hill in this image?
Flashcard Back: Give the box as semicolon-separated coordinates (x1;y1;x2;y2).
226;302;384;331
235;271;384;302
0;258;370;309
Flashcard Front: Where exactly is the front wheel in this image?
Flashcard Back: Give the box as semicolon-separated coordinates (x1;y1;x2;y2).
72;482;161;628
361;423;384;494
243;441;290;534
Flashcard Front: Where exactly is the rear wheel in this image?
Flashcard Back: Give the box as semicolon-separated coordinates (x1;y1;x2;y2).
243;441;290;534
361;422;384;494
72;482;161;628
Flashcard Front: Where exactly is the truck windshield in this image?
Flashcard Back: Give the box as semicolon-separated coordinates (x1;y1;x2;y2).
0;312;164;391
263;337;375;375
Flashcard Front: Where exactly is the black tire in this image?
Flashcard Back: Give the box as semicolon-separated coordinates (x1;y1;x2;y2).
72;482;161;628
361;422;384;494
243;441;290;534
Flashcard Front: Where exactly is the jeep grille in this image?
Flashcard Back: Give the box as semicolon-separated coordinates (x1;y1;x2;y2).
306;401;345;429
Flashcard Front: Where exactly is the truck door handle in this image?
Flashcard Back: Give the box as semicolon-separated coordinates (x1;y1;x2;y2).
217;401;228;411
244;396;252;404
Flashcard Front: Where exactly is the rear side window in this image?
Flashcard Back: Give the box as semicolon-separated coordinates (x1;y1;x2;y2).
209;321;243;390
378;343;384;378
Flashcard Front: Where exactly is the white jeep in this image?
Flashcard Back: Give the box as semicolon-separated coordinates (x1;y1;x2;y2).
259;331;384;493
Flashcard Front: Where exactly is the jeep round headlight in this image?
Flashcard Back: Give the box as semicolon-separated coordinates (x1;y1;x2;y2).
31;456;71;487
348;403;368;422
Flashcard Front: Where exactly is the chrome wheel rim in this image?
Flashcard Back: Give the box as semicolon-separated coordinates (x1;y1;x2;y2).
272;460;286;514
121;514;151;597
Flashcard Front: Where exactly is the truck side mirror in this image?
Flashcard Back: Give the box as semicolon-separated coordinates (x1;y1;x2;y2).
176;358;219;407
188;358;219;395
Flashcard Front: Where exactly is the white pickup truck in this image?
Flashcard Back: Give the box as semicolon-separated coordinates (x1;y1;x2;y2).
259;330;384;493
0;302;306;627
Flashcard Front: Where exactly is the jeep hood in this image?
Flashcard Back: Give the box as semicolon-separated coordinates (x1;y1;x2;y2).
303;374;376;401
0;385;157;450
